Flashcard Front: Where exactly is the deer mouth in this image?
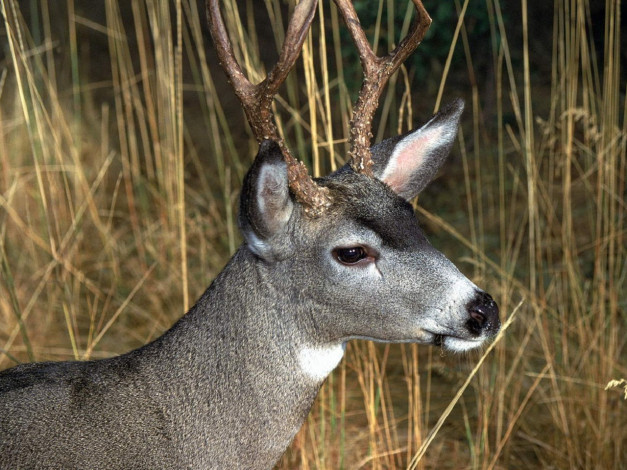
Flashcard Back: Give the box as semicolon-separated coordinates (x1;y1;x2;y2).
430;332;485;352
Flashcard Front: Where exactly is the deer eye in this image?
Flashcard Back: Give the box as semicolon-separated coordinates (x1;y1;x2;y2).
333;246;368;265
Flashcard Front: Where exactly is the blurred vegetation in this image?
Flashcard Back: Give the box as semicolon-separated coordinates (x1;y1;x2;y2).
0;0;625;469
348;0;500;84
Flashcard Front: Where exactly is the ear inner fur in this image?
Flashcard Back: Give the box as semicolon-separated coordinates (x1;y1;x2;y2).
381;128;443;197
239;140;294;259
376;99;465;200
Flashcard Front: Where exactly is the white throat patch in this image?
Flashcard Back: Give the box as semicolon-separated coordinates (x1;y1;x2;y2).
298;344;345;382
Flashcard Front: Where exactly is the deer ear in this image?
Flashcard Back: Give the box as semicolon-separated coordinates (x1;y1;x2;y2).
239;140;293;259
371;98;464;200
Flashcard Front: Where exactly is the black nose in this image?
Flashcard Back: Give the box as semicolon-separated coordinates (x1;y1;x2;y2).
466;292;500;336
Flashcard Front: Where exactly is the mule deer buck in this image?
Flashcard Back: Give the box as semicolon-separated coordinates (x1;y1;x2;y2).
0;0;500;468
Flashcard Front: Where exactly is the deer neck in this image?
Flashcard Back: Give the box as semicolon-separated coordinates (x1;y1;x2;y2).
142;246;343;467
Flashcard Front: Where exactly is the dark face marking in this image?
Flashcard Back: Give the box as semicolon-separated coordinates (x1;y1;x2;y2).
355;206;427;251
319;172;428;251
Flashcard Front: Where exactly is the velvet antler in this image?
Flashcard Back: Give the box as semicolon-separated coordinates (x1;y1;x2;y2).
207;0;331;216
333;0;431;175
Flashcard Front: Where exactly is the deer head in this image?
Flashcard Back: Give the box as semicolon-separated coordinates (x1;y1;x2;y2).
207;0;500;354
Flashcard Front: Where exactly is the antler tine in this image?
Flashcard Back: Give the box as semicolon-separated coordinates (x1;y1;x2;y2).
207;0;331;216
267;0;318;98
333;0;432;176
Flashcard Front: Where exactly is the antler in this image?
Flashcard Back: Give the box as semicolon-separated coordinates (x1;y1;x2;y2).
333;0;432;176
207;0;332;216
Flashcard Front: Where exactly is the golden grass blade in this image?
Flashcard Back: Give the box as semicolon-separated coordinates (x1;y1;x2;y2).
407;300;523;469
84;262;157;359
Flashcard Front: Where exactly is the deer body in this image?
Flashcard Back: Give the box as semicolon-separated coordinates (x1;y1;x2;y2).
0;102;500;468
1;248;329;468
1;1;501;467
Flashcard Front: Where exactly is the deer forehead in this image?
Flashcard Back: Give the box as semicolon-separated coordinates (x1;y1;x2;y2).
306;178;425;251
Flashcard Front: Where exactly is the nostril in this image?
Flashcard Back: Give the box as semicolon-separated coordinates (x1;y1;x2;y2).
469;310;486;326
466;308;487;335
466;291;500;336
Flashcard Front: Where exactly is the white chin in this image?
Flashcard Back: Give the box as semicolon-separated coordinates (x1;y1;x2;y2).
442;336;484;352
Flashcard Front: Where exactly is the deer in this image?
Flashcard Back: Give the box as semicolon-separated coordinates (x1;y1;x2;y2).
0;0;500;468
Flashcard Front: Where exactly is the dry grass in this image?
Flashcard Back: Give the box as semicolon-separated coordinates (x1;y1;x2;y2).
0;0;624;468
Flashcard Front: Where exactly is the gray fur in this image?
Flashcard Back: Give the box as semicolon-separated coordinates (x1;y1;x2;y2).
0;98;499;469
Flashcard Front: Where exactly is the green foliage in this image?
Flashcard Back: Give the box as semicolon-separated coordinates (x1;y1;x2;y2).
338;0;502;86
